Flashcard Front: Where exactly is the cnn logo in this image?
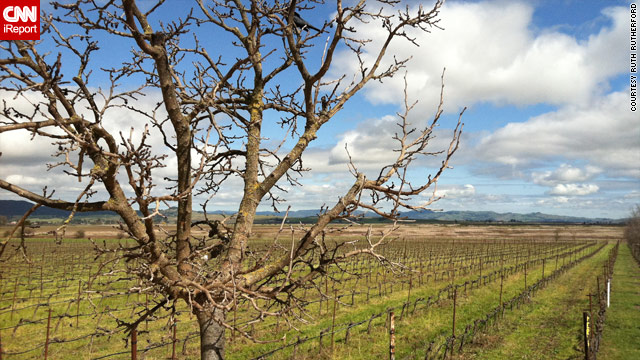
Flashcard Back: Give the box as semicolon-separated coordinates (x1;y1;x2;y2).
1;0;40;40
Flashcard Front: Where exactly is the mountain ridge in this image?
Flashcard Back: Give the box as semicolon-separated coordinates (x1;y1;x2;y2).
0;199;623;224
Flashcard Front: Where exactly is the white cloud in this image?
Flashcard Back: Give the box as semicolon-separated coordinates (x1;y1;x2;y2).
0;90;181;202
5;174;51;186
537;196;570;205
549;183;599;196
475;91;640;178
327;115;398;168
322;112;462;180
333;2;628;112
435;184;476;199
323;1;637;221
532;164;602;186
0;131;57;167
1;2;636;220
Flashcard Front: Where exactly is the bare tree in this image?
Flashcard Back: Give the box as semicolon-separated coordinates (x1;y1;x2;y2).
625;205;640;262
0;0;463;359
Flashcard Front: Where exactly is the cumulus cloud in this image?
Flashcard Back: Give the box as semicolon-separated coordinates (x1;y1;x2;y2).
537;196;570;205
474;91;639;178
0;132;57;167
532;164;602;186
0;90;181;202
324;1;637;220
321;112;462;181
333;2;628;112
435;184;476;199
5;174;51;186
1;1;636;219
327;115;399;168
548;183;599;196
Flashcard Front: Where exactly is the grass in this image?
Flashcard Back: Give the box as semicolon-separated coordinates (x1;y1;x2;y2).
0;226;625;360
230;244;601;359
459;243;613;359
0;238;203;359
598;244;640;360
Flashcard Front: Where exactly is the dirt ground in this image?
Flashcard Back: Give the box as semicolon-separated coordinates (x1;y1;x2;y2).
1;223;624;242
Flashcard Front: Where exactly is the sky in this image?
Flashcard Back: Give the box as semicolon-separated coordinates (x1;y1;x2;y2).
0;0;638;219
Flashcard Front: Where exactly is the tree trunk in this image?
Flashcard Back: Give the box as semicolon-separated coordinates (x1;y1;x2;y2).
196;307;226;360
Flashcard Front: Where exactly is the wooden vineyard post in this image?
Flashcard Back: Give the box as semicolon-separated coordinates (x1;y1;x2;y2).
40;265;44;296
44;308;52;360
450;258;454;285
131;327;138;360
452;287;457;338
0;274;4;302
588;294;595;336
542;258;545;279
232;299;238;342
389;311;396;360
583;312;590;360
171;323;177;360
325;276;329;313
524;262;528;290
331;288;338;354
76;280;82;328
145;294;149;331
499;273;504;307
10;278;18;321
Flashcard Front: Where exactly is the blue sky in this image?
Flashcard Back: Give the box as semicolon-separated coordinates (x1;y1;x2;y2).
287;0;639;219
0;0;638;219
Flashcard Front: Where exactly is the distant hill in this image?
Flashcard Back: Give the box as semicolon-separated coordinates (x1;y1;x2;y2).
253;208;622;224
0;199;623;224
398;210;621;224
0;200;117;219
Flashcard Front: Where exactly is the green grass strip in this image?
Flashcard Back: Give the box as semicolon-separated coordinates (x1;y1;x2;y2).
598;244;640;360
235;245;598;360
460;243;613;359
